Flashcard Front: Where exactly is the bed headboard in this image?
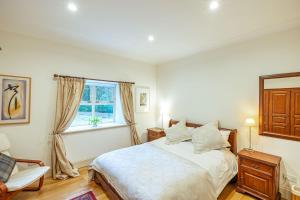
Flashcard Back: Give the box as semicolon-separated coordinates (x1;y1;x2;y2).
168;119;238;155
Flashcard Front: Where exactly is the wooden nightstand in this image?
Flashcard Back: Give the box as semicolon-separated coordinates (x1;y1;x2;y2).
147;127;165;142
237;149;281;200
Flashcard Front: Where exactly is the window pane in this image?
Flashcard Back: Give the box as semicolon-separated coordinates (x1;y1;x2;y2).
96;86;115;102
71;105;92;127
82;85;91;102
95;105;114;122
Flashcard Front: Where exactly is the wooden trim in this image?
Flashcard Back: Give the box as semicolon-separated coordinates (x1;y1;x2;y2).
0;74;31;125
53;74;135;85
259;71;300;141
169;119;238;155
15;158;45;166
260;72;300;80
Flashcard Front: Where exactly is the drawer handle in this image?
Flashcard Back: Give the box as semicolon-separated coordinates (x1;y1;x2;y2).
251;164;260;169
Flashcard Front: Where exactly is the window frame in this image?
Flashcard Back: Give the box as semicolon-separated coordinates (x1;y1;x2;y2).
73;81;117;127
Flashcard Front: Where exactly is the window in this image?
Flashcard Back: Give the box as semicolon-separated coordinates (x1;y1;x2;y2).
68;80;125;131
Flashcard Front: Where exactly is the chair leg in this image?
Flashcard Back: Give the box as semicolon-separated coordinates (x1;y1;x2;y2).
0;191;19;200
23;176;45;191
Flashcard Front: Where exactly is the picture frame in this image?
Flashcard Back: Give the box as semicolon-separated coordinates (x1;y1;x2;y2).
135;86;150;112
0;74;31;125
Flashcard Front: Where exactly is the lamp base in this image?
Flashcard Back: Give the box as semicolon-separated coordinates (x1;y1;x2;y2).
244;148;254;152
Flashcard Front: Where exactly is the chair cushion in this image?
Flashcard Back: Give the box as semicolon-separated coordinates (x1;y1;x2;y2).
6;166;50;192
0;134;10;152
0;153;16;183
1;151;19;175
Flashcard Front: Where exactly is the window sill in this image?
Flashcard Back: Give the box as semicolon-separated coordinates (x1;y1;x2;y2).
64;123;128;134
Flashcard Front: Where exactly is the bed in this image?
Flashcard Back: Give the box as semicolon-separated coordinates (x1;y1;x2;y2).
89;120;238;200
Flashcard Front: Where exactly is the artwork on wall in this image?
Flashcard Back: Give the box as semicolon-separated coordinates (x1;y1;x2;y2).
0;75;31;125
135;86;150;112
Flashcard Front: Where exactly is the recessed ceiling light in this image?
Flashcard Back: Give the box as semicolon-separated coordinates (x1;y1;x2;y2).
68;2;78;12
209;1;219;11
148;35;155;42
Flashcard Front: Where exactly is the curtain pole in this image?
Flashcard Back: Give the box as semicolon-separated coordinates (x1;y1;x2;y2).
53;74;135;85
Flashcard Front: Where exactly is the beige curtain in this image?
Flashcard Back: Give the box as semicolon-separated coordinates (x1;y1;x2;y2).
120;83;141;145
51;77;85;179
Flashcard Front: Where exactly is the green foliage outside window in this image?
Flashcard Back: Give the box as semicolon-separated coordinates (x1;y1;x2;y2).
96;86;114;102
95;105;114;114
82;85;91;102
78;105;92;112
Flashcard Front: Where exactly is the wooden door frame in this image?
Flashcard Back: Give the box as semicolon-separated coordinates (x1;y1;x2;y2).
259;72;300;141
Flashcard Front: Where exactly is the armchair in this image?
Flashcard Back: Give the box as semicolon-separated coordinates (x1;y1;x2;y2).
0;134;50;200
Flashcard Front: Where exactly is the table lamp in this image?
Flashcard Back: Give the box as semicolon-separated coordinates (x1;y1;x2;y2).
245;117;255;151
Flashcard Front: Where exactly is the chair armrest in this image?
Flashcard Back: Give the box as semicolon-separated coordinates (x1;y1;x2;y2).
15;158;45;167
0;180;8;194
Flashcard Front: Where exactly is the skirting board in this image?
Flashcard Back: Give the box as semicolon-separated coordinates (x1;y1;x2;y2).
43;158;95;179
73;158;95;169
281;185;292;200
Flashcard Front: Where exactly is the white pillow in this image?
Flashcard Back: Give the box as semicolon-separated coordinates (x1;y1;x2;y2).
192;125;230;153
220;130;231;141
206;121;219;128
165;121;191;144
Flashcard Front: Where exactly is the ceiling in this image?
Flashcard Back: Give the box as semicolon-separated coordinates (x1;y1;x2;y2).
1;0;300;64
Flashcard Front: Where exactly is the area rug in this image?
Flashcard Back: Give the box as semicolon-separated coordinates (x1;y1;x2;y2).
69;191;97;200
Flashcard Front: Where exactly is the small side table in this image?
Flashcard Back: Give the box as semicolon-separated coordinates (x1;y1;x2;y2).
147;127;165;142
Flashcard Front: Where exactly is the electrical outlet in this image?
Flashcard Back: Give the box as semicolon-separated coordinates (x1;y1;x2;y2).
283;174;298;184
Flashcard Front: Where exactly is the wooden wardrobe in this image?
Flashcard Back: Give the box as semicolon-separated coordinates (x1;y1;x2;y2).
263;88;300;137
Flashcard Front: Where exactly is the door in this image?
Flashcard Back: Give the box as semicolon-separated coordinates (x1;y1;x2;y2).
269;89;290;135
263;90;270;132
291;89;300;136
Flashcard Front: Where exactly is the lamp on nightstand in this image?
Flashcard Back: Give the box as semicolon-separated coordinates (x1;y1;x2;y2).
245;117;255;151
160;103;170;128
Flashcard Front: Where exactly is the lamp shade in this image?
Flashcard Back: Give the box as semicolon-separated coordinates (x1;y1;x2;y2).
245;118;255;127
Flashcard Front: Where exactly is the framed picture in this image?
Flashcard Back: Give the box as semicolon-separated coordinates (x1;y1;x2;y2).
135;86;150;112
0;75;31;125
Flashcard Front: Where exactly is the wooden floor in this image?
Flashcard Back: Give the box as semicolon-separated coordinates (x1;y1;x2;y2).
14;167;257;200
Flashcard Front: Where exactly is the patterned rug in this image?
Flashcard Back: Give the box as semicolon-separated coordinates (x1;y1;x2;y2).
69;191;97;200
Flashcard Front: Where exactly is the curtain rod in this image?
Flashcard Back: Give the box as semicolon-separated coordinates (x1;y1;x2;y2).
53;74;135;84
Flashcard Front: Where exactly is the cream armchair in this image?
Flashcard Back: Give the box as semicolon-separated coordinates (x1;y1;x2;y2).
0;134;50;200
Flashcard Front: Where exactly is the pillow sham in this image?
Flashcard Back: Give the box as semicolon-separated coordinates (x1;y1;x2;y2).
165;121;191;144
220;130;231;141
192;125;230;154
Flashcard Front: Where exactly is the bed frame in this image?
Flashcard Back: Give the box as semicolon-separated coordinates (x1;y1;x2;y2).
91;119;238;200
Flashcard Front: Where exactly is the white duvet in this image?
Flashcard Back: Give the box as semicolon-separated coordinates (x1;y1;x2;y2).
90;137;237;200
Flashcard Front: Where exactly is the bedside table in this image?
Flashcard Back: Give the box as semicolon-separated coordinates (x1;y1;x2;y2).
237;149;281;200
147;127;165;142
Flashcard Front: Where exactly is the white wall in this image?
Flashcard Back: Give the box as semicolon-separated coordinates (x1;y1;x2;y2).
0;31;157;166
157;27;300;197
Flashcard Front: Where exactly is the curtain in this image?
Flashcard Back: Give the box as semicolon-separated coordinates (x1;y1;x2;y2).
51;77;85;179
120;83;141;145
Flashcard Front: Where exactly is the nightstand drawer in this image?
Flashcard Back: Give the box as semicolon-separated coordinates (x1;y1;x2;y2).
239;166;273;198
240;158;273;175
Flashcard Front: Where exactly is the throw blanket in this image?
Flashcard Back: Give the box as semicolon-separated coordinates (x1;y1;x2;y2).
90;143;216;200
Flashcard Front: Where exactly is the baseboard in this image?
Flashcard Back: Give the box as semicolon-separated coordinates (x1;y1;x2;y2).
73;158;95;169
280;185;291;200
43;158;95;179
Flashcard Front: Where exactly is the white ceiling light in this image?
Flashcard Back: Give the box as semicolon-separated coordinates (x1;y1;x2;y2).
148;35;155;42
68;2;78;12
209;1;219;11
